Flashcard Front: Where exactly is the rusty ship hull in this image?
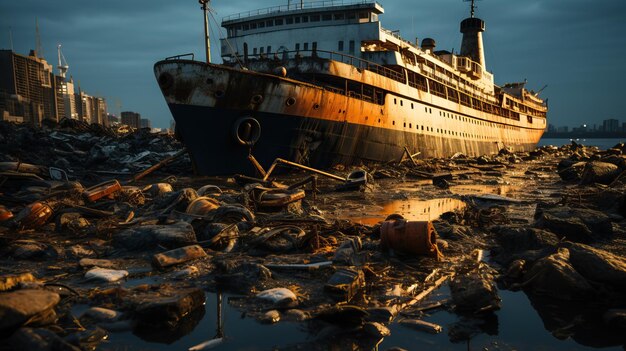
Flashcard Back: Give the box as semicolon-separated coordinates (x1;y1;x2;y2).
155;58;545;175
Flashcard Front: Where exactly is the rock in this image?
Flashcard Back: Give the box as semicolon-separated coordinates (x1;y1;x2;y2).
79;258;117;269
85;267;129;282
69;244;95;258
256;288;298;308
173;266;200;279
364;321;391;338
10;241;59;260
132;287;205;328
152;245;208;269
324;267;365;302
563;242;626;288
535;206;612;243
6;327;80;351
113;222;197;250
80;307;122;322
522;248;594;300
557;161;586;182
259;310;281;324
0;273;36;292
366;306;398;323
283;309;309;321
450;269;500;313
580;161;621;185
0;290;60;334
492;226;559;263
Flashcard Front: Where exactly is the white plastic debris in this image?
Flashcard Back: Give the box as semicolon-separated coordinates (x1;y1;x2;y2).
85;267;129;282
255;288;297;305
188;338;224;350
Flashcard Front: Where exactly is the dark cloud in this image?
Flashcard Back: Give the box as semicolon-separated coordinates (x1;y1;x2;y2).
0;0;624;128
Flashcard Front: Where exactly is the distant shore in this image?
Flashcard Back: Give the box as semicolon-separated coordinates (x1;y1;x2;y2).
543;132;626;139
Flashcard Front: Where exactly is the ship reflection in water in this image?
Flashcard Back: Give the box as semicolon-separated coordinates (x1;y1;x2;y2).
346;197;467;225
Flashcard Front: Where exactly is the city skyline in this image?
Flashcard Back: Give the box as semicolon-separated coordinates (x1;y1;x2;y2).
1;0;624;128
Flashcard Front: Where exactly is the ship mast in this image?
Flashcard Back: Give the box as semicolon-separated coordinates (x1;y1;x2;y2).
199;0;211;63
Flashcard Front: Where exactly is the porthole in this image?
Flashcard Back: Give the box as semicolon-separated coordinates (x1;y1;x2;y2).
286;97;296;106
251;94;263;104
313;103;320;110
215;90;226;98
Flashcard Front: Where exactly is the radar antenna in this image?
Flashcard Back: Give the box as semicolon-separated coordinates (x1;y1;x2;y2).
463;0;482;18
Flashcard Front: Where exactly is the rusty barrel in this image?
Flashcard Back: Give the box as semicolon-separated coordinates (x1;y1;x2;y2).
13;202;53;229
0;205;13;222
381;219;442;260
83;180;122;202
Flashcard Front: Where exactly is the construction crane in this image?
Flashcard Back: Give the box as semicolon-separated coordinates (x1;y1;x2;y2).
57;44;69;79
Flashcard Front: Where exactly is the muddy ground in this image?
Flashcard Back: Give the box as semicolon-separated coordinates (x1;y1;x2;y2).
0;121;626;350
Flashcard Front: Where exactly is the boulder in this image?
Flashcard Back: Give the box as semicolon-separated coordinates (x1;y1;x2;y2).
10;241;59;261
557;161;586;182
564;242;626;289
492;226;559;263
535;206;612;243
131;287;205;329
522;248;594;300
450;269;500;313
0;290;60;334
113;222;196;250
580;161;621;185
152;245;208;269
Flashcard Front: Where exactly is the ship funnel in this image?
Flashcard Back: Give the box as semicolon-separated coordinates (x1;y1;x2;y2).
460;17;486;69
421;38;436;52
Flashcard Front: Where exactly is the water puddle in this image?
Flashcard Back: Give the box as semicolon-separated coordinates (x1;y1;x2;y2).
448;184;517;196
345;197;467;225
98;289;623;350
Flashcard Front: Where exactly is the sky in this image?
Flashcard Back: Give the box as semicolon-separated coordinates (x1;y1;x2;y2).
1;0;625;129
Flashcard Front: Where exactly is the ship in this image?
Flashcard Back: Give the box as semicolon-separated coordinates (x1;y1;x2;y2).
154;0;547;175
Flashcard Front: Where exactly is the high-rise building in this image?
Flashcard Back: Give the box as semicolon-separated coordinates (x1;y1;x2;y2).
107;113;120;125
121;111;141;129
0;49;59;125
603;119;620;133
140;118;152;129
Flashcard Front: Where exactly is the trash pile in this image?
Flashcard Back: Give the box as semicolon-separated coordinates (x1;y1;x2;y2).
1;127;626;350
0;120;190;179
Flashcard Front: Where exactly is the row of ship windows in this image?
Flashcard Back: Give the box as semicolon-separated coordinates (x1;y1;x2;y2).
391;97;523;131
251;40;356;56
365;115;523;141
229;11;373;35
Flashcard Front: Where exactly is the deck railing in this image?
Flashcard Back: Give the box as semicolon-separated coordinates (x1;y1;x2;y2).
233;49;406;83
223;0;380;22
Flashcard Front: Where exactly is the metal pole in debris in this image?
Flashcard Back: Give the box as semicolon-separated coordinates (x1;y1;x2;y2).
129;148;187;183
200;0;211;63
263;158;346;182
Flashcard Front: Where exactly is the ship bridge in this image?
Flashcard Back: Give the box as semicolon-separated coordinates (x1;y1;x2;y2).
220;0;384;59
